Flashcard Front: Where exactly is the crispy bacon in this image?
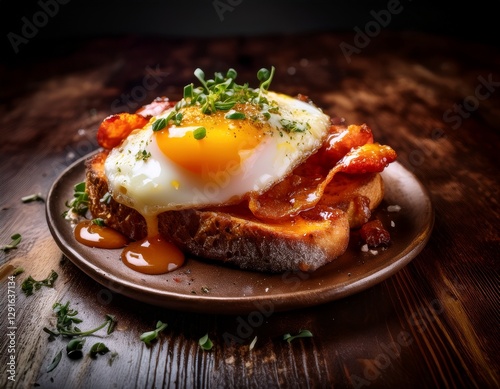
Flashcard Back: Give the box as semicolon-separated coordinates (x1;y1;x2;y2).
248;124;397;221
97;113;149;149
360;219;391;247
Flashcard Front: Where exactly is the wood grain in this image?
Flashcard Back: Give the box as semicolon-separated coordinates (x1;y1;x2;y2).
1;31;499;388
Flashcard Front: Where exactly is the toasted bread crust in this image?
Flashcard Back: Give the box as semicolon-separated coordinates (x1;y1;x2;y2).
86;150;383;272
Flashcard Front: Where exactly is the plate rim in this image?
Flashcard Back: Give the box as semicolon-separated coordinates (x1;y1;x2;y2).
46;150;434;314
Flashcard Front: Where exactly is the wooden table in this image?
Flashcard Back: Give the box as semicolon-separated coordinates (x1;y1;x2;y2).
1;31;499;388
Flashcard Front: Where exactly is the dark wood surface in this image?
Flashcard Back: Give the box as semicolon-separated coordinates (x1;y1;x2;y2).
1;31;499;388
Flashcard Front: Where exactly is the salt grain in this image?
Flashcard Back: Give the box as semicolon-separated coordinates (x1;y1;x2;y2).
387;205;402;212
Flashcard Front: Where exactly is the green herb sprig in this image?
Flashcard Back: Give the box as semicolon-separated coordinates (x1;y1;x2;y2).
283;329;313;343
21;270;58;296
21;193;44;203
140;321;168;347
1;233;22;252
63;182;89;218
198;334;213;351
44;301;116;371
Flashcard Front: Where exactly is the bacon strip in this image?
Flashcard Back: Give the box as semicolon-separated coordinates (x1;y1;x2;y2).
248;125;397;221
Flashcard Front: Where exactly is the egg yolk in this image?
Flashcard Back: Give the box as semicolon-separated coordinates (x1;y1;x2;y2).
75;220;128;249
155;106;265;175
121;234;184;275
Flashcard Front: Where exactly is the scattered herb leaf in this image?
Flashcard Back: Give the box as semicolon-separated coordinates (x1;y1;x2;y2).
12;267;24;276
90;342;110;358
1;233;22;252
46;349;63;372
152;117;167;132
280;119;310;133
21;193;44;203
140;321;167;347
225;111;246;120
193;127;207;140
66;337;85;359
283;329;313;343
21;270;58;296
249;336;258;351
199;334;213;351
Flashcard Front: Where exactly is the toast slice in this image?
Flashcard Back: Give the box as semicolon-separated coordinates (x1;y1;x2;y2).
85;150;384;272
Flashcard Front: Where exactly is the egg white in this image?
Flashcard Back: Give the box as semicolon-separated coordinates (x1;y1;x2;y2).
104;91;330;217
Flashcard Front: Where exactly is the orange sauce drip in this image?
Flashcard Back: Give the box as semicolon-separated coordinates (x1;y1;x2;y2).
120;234;184;275
75;220;128;249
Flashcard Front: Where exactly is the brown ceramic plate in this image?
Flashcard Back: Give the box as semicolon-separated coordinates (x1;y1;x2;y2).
46;151;433;314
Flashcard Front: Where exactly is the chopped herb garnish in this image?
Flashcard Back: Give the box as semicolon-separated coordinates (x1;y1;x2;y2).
63;182;89;217
92;218;105;226
280;119;310;133
43;301;116;338
21;193;44;203
283;329;313;343
136;150;151;161
140;321;167;347
89;342;110;358
46;350;63;372
193;127;207;140
21;270;58;296
249;336;258;351
66;337;85;359
1;233;22;252
225;110;246;120
152;117;167;131
198;334;213;351
12;267;24;276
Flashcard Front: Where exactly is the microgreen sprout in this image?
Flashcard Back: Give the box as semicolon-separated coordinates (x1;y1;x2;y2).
283;329;313;343
21;270;58;296
140;321;168;347
1;233;22;252
198;334;213;351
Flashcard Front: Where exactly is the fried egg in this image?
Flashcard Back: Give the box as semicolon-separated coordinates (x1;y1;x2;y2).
104;91;330;218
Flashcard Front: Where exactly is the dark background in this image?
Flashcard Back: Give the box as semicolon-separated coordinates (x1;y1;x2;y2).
1;0;497;65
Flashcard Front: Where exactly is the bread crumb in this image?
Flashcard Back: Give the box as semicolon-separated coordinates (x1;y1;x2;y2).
390;220;395;227
387;205;401;212
361;244;369;252
265;287;269;292
369;249;379;255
